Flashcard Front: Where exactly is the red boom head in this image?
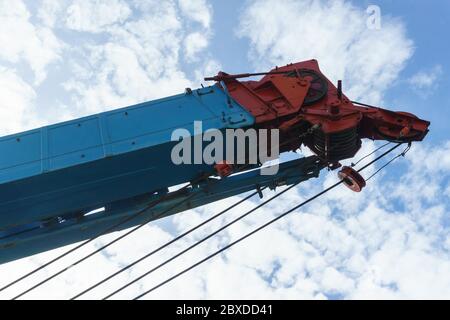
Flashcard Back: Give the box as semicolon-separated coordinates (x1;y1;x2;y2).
207;59;430;165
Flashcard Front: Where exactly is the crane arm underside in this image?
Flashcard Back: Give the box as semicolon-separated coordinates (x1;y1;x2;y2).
0;156;324;264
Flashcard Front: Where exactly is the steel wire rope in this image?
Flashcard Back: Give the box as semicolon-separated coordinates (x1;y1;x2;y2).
129;143;403;299
70;188;265;299
103;182;302;300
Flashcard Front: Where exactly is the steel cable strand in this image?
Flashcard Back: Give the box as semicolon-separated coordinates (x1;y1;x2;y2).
10;189;200;300
102;182;301;299
70;189;264;299
131;143;402;299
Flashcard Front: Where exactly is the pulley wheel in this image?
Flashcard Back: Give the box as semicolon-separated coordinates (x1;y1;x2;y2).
286;69;328;105
338;166;366;192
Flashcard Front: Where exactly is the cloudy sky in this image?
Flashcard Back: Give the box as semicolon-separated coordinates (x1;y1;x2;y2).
0;0;449;300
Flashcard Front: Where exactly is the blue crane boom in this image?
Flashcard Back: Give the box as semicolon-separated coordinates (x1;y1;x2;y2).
0;59;430;264
0;83;320;265
0;156;323;264
0;86;252;231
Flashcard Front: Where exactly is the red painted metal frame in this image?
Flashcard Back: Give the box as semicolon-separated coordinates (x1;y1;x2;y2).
209;59;430;163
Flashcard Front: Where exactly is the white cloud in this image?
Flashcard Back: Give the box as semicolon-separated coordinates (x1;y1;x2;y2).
237;0;414;104
321;267;355;295
63;0;213;116
193;58;222;85
0;0;448;301
0;0;215;124
445;184;450;199
178;0;212;28
0;138;449;300
408;65;443;92
0;0;63;84
37;0;64;28
0;68;36;135
66;0;131;33
184;32;209;61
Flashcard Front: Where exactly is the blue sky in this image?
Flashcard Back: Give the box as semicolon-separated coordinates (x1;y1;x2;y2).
0;0;449;300
374;0;449;141
209;0;449;143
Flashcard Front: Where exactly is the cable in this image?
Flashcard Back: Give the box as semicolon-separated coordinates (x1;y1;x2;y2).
9;157;290;298
3;122;320;298
134;181;342;300
10;158;271;298
365;143;411;181
0;181;193;293
351;142;391;168
10;189;200;300
103;182;301;299
132;143;402;299
350;100;380;108
10;161;268;298
0;169;212;295
73;140;322;298
71;189;264;299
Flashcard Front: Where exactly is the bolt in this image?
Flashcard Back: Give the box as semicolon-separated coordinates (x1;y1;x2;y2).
299;79;308;87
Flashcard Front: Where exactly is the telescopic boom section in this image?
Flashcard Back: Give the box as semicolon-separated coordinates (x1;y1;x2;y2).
207;59;430;164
